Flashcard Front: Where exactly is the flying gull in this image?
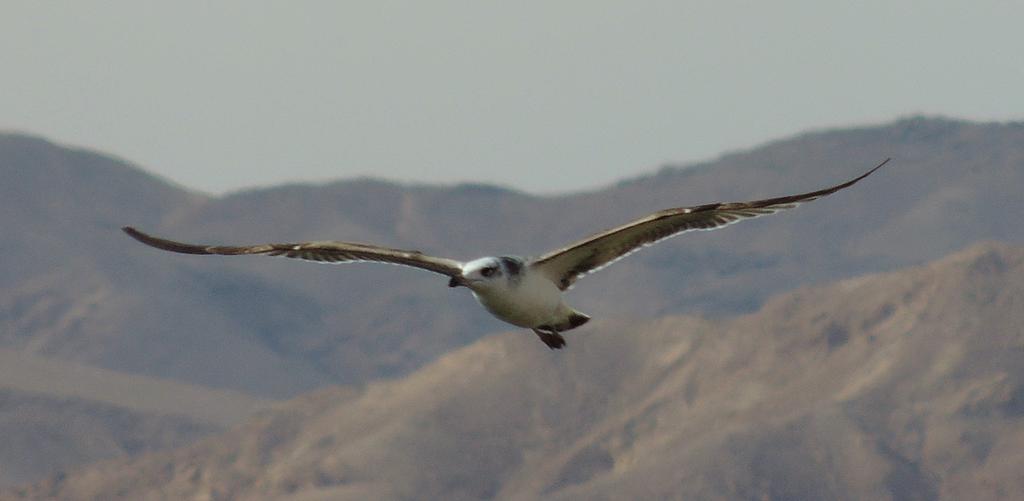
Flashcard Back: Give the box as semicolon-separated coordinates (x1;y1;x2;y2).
123;159;889;349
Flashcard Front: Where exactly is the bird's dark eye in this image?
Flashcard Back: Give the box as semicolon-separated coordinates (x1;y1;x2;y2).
481;266;498;277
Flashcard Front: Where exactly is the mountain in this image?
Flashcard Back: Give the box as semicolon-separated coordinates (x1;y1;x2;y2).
2;117;1023;399
0;388;215;489
9;242;1022;500
0;350;271;428
0;135;331;397
0;350;272;488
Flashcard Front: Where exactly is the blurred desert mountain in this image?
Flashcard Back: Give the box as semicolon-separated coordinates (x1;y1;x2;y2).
10;242;1022;500
0;349;270;487
2;117;1023;400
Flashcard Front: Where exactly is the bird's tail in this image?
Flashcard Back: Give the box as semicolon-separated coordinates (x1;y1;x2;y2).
557;310;590;332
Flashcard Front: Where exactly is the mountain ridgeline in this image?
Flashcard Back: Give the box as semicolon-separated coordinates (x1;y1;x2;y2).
1;117;1023;398
9;242;1023;500
0;117;1022;498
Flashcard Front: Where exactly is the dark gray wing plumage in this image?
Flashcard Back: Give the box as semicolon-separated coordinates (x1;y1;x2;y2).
530;159;890;290
122;227;464;278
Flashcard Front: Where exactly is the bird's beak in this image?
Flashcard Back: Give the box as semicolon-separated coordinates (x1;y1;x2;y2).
448;276;466;288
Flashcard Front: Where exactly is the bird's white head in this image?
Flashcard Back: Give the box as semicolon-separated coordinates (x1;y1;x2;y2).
449;256;524;290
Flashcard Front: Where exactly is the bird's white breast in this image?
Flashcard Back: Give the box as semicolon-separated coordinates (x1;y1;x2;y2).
471;268;566;328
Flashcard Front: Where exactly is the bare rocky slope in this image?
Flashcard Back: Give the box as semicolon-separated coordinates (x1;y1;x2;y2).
0;350;272;488
2;117;1022;399
0;388;216;489
9;242;1022;500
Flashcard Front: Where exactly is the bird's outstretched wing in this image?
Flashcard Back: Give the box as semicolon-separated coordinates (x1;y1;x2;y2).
530;159;890;290
122;227;464;278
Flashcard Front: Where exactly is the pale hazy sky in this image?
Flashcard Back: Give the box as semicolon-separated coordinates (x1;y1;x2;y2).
3;1;1022;194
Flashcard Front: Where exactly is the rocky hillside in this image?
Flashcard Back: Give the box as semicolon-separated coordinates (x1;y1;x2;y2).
2;117;1022;398
0;350;271;488
10;242;1021;500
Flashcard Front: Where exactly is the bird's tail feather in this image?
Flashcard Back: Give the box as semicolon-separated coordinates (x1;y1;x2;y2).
560;311;590;331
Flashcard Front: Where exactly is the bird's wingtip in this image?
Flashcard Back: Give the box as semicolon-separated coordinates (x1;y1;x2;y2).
863;158;891;176
122;226;147;240
844;157;892;188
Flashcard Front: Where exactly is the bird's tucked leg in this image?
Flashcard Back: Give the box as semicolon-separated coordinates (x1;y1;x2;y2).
532;327;566;350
